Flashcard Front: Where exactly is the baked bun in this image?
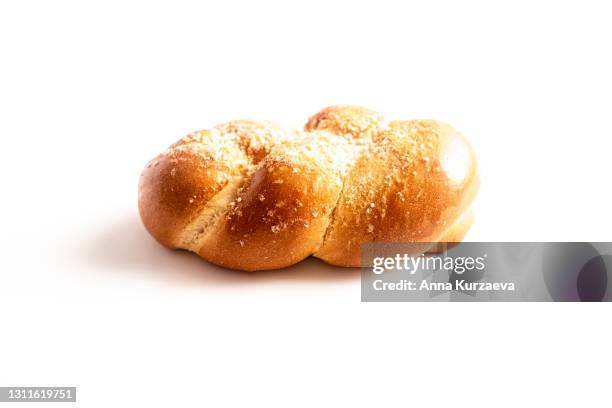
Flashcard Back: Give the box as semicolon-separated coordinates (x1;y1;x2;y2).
139;106;479;271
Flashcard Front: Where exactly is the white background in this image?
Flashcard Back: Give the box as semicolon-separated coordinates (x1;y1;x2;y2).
1;1;611;407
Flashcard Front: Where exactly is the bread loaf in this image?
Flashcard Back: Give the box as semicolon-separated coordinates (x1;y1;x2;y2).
138;106;479;271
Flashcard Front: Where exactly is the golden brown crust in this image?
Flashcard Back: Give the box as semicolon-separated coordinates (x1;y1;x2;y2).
138;130;245;248
138;121;298;249
198;150;339;270
138;106;479;271
312;119;479;266
427;210;474;254
305;105;386;141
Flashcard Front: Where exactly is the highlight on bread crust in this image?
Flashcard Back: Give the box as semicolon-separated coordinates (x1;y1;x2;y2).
138;106;479;271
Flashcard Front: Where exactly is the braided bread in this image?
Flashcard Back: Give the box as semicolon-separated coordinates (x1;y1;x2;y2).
138;106;479;271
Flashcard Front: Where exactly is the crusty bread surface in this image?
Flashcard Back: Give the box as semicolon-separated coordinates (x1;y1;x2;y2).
138;106;479;271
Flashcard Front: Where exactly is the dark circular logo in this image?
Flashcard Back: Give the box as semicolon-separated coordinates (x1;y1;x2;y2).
577;255;609;301
542;243;609;302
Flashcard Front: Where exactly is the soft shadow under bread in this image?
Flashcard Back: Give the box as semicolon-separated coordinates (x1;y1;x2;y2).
83;216;359;286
